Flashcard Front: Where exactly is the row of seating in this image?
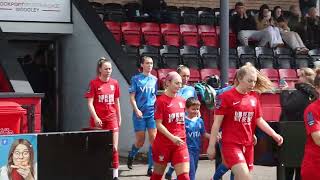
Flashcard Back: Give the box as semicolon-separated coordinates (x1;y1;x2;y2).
106;22;236;47
152;68;299;89
123;44;320;69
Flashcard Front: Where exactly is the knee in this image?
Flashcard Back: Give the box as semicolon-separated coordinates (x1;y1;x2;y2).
136;140;144;148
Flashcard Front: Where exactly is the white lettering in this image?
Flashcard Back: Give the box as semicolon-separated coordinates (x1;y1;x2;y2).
98;94;115;104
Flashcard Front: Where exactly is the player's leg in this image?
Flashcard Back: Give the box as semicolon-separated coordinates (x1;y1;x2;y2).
127;114;146;169
173;145;190;180
146;117;157;176
151;141;170;180
112;130;120;180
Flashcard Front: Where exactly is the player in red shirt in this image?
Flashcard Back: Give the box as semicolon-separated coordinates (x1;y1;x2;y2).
207;63;283;180
150;71;190;180
85;57;122;180
301;69;320;180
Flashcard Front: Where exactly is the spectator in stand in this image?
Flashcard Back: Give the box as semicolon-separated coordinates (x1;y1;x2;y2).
237;3;284;48
276;17;309;54
299;0;317;16
255;4;284;48
303;7;320;48
287;5;304;35
230;2;256;36
273;6;283;21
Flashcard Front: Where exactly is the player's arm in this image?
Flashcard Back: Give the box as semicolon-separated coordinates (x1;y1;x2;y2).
204;133;211;139
155;119;184;145
311;131;320;146
87;98;102;127
207;115;224;160
115;98;121;126
129;93;143;118
256;117;283;146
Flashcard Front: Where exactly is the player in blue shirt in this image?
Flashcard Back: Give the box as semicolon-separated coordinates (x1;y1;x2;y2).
165;97;210;180
177;65;197;100
127;56;158;176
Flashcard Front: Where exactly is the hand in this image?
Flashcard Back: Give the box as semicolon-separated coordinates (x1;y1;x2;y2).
253;135;257;146
94;117;103;128
118;118;122;127
171;136;184;146
135;109;143;119
12;165;33;180
207;144;216;160
272;133;284;146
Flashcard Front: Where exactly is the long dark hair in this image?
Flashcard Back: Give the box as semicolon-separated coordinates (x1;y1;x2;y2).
258;4;270;21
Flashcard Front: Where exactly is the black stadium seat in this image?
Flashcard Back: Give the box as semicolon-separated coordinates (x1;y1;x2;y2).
180;6;198;24
180;45;201;69
122;45;140;68
197;7;215;25
200;46;219;68
237;46;257;66
228;48;239;68
274;47;294;69
103;3;125;22
160;45;181;68
255;47;274;69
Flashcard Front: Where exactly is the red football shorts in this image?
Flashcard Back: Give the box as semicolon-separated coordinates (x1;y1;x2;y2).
90;118;119;132
152;140;189;166
221;143;254;171
301;163;320;180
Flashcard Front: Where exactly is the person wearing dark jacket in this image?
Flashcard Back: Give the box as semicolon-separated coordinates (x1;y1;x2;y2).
299;0;317;16
280;67;318;180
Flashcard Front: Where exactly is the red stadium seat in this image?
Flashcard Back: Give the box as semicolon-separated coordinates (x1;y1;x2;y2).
161;23;180;47
121;22;141;47
151;69;158;78
157;68;175;89
278;69;298;89
104;21;122;44
260;68;280;88
141;22;161;47
180;24;199;47
216;26;237;48
198;25;218;47
189;69;201;84
260;93;281;122
200;68;220;80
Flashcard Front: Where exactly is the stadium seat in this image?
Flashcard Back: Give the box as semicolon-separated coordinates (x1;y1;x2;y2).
123;2;145;22
189;69;201;84
198;25;218;47
308;48;320;62
90;2;104;19
274;47;294;69
122;45;140;68
180;24;199;47
255;47;274;69
139;45;161;69
278;69;298;89
237;46;257;66
104;21;122;44
103;3;125;22
228;48;239;68
180;6;198;24
141;22;161;47
161;23;180;47
200;68;220;80
180;45;201;69
158;68;175;89
260;68;280;88
151;69;158;77
197;7;215;25
121;22;141;47
160;45;181;68
294;55;311;69
160;6;181;24
216;26;237;48
200;46;219;68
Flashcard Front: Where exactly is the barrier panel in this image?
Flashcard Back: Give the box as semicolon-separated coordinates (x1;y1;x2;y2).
0;130;113;180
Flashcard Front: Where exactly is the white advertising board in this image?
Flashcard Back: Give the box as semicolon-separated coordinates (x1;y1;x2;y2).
0;0;71;22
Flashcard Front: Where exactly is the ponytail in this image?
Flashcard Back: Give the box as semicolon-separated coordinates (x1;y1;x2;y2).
314;68;320;88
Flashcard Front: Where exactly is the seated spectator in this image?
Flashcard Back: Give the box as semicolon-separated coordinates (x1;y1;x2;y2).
303;7;320;48
287;5;304;34
230;2;256;36
273;6;283;21
299;0;317;16
276;17;309;54
236;3;284;48
255;4;284;47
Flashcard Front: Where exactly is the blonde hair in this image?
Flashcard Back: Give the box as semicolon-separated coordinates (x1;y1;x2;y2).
299;68;315;85
234;63;273;93
176;65;189;74
313;68;320;88
96;57;111;75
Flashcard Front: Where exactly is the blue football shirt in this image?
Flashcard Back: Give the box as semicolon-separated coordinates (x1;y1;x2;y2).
185;117;205;151
178;85;197;100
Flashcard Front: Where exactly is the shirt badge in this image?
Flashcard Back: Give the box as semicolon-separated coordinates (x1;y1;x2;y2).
307;112;315;126
110;85;115;91
179;102;184;108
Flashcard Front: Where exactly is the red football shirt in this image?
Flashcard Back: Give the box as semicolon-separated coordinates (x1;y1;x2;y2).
154;94;186;145
85;77;120;123
302;99;320;172
215;87;262;146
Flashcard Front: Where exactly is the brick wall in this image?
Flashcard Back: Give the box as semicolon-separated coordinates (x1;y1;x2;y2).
89;0;299;10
